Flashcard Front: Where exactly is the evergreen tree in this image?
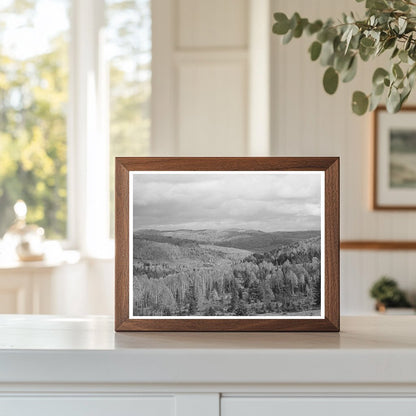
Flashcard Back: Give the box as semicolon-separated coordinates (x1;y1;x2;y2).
185;281;198;315
312;277;321;307
229;283;239;312
235;301;248;316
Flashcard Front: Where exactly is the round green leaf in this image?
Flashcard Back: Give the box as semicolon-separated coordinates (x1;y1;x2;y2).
359;44;374;62
282;29;293;45
309;41;322;61
290;12;301;30
372;68;389;86
334;52;352;73
342;56;357;83
352;91;369;115
401;87;411;106
307;20;323;35
367;0;388;11
320;41;335;66
391;47;399;59
393;63;404;79
323;67;339;95
387;88;401;113
384;37;396;50
360;37;375;48
373;82;384;96
399;50;408;63
405;34;413;51
273;13;290;35
293;18;308;38
317;30;328;43
369;92;383;112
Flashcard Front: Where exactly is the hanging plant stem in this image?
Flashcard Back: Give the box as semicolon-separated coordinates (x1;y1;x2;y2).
272;0;416;115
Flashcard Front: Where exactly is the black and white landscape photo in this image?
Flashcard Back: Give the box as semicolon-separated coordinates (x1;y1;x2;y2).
130;172;324;318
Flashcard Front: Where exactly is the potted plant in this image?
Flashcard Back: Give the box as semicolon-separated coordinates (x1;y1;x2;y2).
369;276;413;313
272;0;416;115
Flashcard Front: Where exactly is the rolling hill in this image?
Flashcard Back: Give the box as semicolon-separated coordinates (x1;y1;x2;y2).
134;229;320;253
133;238;251;267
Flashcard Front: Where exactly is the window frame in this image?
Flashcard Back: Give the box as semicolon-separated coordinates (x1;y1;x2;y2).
67;0;111;257
69;0;152;258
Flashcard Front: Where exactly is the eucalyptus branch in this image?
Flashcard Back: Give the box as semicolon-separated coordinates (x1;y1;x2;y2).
272;0;416;115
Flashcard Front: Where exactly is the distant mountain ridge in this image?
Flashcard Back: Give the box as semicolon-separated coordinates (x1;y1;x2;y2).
132;239;251;267
134;228;320;253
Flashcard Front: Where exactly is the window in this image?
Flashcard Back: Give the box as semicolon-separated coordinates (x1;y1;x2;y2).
106;0;151;237
0;0;70;239
0;0;151;251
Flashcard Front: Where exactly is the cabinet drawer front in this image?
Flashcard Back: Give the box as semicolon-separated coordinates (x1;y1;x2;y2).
222;398;416;416
0;396;174;416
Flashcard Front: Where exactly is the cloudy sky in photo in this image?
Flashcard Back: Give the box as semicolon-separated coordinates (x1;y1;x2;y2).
132;173;322;232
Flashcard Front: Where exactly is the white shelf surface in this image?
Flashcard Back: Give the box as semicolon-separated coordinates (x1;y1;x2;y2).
0;315;415;386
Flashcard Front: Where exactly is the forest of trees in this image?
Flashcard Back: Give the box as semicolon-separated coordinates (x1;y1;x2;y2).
132;237;321;317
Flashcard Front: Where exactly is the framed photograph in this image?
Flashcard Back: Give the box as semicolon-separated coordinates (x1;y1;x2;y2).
115;157;339;332
374;106;416;209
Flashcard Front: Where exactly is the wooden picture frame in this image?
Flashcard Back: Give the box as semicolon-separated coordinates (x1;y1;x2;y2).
373;106;416;210
115;157;339;332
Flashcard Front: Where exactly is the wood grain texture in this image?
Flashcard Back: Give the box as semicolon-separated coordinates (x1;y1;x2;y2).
373;106;416;210
340;241;416;250
325;158;340;331
114;160;130;330
115;157;340;332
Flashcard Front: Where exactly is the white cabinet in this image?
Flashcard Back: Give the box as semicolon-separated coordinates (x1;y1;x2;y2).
1;397;175;416
0;253;82;314
0;255;114;315
0;268;57;314
1;316;416;416
222;398;416;416
3;396;416;416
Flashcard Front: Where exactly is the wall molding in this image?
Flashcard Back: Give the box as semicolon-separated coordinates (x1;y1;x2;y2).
340;241;416;250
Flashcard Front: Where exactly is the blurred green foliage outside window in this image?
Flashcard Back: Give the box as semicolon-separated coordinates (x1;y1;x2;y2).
0;0;69;238
0;0;151;240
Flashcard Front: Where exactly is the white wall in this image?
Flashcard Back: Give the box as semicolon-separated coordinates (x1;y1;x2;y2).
152;0;270;157
271;0;416;313
42;0;416;317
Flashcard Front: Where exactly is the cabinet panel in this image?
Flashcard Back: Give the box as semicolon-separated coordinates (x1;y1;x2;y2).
177;61;247;156
177;0;248;49
222;397;416;416
0;396;174;416
0;289;19;313
0;273;32;313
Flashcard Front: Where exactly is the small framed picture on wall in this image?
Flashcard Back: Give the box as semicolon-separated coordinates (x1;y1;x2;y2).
115;157;339;332
374;106;416;209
